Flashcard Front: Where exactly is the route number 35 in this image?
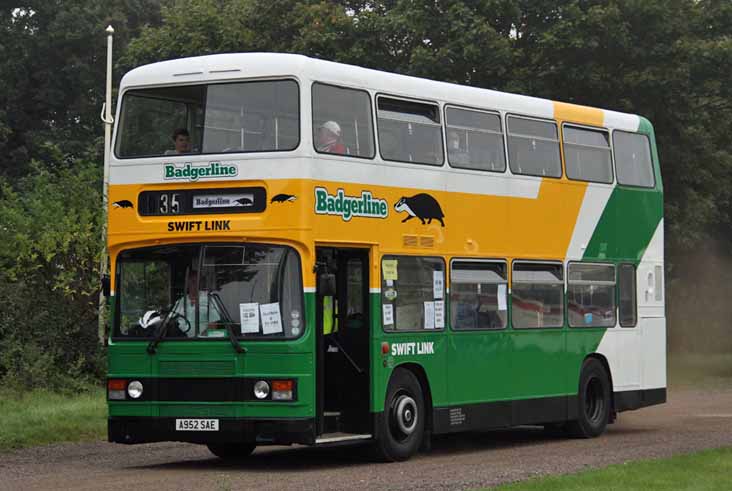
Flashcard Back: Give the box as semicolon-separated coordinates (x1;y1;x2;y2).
159;193;181;214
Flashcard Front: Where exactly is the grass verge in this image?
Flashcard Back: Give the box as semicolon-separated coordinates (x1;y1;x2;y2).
0;387;106;451
491;447;732;490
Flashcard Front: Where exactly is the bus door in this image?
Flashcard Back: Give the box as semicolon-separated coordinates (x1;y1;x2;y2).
315;247;371;437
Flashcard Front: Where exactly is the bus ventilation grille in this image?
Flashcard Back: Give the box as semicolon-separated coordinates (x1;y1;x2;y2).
419;236;435;248
403;235;435;248
158;360;235;376
403;235;419;247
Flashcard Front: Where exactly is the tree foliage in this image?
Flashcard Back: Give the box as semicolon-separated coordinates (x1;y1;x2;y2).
0;158;104;389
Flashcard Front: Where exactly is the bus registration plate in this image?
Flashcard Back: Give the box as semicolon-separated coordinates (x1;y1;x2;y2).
175;419;219;431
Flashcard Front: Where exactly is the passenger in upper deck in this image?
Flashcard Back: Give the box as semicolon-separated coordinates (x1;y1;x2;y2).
167;127;192;154
448;130;470;166
316;120;347;154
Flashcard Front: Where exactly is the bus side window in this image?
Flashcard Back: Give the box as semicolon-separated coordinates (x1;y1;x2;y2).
567;263;616;328
445;107;506;172
450;260;507;330
618;264;637;327
506;115;562;178
613;131;655;188
377;97;444;166
563;125;613;184
381;256;445;331
511;262;564;329
312;82;375;158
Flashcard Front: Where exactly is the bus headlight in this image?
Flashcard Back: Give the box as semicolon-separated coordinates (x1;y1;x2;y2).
127;380;144;399
253;380;270;399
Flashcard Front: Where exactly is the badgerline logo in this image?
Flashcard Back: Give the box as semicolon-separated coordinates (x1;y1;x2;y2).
164;162;238;182
314;187;388;221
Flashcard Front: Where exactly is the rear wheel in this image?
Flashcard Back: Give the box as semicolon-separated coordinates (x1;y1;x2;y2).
374;369;425;462
206;443;256;460
566;358;611;438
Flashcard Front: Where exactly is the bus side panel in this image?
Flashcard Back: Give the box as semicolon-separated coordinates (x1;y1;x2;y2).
370;293;449;416
446;330;511;407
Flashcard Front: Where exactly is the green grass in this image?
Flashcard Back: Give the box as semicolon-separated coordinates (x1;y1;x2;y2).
0;388;107;451
491;447;732;490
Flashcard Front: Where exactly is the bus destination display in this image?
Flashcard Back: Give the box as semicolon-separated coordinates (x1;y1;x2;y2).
138;187;266;216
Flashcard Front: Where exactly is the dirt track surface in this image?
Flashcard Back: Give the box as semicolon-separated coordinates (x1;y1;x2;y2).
2;388;732;491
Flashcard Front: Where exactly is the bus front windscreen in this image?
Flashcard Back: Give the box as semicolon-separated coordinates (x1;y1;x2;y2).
115;244;304;340
114;79;300;158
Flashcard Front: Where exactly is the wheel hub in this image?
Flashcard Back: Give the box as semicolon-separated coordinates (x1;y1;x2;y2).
394;395;418;435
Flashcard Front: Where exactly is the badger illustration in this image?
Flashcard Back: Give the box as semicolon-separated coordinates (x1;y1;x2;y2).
394;193;445;227
112;200;134;209
235;196;254;206
271;193;297;203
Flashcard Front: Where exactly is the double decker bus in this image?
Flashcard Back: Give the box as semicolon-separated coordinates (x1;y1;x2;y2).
106;53;665;462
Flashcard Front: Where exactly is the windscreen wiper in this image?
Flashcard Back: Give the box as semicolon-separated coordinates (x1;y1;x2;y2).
208;292;246;354
146;306;176;355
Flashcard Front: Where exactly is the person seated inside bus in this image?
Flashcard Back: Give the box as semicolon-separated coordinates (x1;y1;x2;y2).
171;269;223;337
316;120;347;154
165;127;193;155
448;130;470;166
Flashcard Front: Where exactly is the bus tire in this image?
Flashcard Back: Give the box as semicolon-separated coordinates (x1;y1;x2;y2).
566;358;611;438
374;368;425;462
206;443;256;460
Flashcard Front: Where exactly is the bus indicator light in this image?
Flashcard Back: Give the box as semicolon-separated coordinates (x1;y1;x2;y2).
272;380;294;401
381;342;389;354
108;379;127;400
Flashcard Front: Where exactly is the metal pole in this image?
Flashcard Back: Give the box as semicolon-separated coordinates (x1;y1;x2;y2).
98;25;114;345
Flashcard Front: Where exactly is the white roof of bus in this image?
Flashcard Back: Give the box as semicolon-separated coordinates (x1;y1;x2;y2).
120;53;641;131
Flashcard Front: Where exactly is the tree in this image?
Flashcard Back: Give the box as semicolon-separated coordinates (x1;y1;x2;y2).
0;1;163;179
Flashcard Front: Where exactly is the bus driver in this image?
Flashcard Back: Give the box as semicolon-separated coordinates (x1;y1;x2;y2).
171;127;192;154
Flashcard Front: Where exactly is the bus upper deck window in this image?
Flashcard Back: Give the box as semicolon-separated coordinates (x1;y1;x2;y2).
445;107;506;172
613;131;655;188
115;80;299;159
563;125;613;184
506;116;561;178
377;97;444;166
312;83;375;158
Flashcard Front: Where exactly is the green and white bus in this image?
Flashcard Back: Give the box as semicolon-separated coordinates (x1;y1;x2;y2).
106;53;665;461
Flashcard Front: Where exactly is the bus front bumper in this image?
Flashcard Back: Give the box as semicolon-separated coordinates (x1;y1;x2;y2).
108;417;316;446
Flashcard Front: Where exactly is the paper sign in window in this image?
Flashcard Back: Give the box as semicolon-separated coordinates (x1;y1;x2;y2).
433;271;444;299
424;301;435;329
260;302;283;334
382;304;394;326
382;259;398;281
434;300;445;329
497;284;507;311
239;302;259;333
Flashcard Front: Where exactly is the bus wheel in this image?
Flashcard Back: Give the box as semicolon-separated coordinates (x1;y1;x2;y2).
375;368;425;462
567;358;611;438
206;443;256;460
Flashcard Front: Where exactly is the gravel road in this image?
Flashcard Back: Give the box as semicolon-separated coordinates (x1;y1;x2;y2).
2;387;731;491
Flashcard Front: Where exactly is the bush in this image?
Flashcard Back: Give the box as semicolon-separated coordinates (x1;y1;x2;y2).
0;158;105;390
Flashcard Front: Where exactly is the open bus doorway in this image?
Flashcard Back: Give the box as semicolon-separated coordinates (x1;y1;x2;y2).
315;247;371;440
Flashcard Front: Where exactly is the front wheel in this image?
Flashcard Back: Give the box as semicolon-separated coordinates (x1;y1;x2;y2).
206;443;256;460
566;358;611;438
374;368;425;462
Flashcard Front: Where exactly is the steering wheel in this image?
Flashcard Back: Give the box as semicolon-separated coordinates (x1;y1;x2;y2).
167;312;192;334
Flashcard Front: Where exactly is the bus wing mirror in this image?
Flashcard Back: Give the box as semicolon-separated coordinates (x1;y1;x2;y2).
101;275;111;297
318;273;336;297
